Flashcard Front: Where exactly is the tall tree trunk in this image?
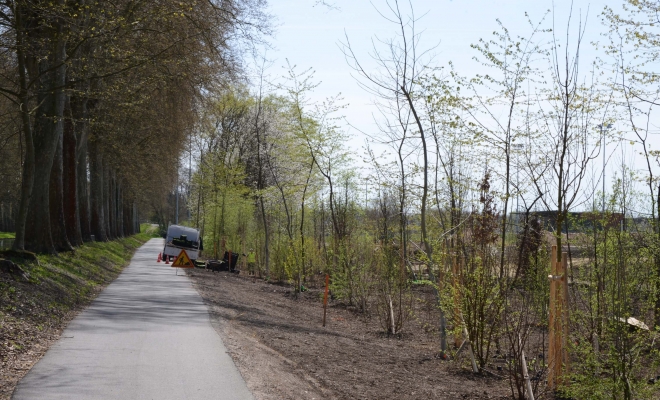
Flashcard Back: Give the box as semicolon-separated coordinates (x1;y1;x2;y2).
134;201;139;235
113;174;118;237
76;96;92;241
77;137;91;241
24;19;68;254
89;139;107;241
259;197;270;274
123;196;131;236
401;87;447;353
108;171;116;238
117;182;123;237
103;162;111;239
12;4;35;251
49;130;73;251
62;96;82;246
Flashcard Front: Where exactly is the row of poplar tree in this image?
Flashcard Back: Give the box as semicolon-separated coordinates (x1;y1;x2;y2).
0;0;269;253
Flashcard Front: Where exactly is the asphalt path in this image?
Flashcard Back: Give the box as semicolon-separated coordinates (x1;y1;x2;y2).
12;238;253;400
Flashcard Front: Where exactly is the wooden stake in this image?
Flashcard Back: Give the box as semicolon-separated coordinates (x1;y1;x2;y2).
548;245;557;390
453;255;461;348
548;247;569;389
322;274;329;327
554;257;561;387
560;252;570;381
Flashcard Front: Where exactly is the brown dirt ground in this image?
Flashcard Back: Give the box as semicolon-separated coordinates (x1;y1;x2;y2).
187;269;512;400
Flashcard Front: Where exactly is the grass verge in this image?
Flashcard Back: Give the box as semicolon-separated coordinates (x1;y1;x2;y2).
0;232;156;399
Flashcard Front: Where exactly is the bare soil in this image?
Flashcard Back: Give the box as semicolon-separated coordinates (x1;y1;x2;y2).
0;270;98;400
187;269;512;400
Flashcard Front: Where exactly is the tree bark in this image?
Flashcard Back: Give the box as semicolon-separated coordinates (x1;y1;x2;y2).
77;136;91;241
123;196;132;236
24;14;68;254
49;129;73;251
134;201;139;235
89;139;107;241
103;161;111;239
117;182;124;237
12;3;35;251
108;170;116;238
62;96;83;246
254;105;270;274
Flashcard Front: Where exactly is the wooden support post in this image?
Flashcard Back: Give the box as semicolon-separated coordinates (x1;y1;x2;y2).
322;274;329;327
548;245;558;390
553;257;561;387
548;247;569;390
560;252;570;380
453;255;461;348
438;266;448;357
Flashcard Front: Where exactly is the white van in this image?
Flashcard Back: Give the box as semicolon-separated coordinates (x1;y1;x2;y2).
162;225;201;261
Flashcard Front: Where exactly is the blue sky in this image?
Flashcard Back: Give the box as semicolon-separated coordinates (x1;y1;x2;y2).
258;0;659;210
265;0;613;133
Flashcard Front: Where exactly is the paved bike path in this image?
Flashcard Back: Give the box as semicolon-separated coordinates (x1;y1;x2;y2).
12;238;253;400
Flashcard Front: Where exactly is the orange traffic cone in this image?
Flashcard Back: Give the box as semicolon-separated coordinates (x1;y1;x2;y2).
157;253;161;263
165;255;169;264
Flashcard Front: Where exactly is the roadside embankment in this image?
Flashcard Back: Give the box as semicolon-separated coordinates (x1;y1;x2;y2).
0;227;158;399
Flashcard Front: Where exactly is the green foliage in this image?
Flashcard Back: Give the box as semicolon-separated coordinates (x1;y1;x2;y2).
140;224;161;238
565;184;660;399
328;236;377;312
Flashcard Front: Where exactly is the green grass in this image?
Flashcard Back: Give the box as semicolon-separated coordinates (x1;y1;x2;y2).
1;233;152;328
32;234;152;295
140;223;162;238
0;233;153;396
0;231;15;239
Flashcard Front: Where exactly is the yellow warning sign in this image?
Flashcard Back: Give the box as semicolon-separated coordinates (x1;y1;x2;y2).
172;249;194;268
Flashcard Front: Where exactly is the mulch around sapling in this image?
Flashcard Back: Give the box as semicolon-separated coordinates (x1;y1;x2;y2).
187;269;512;400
